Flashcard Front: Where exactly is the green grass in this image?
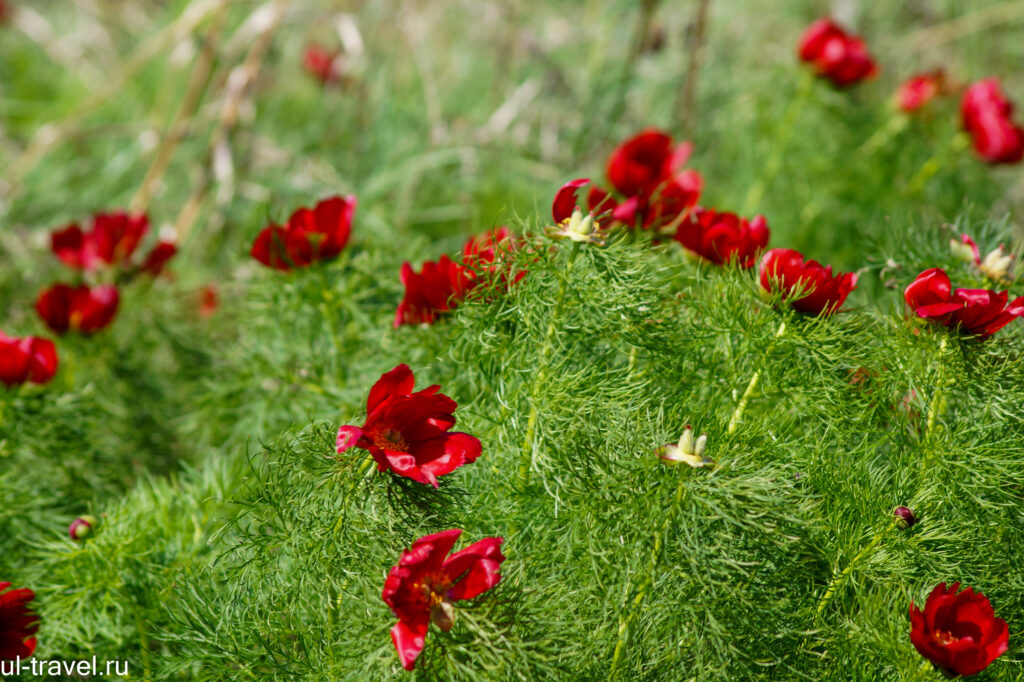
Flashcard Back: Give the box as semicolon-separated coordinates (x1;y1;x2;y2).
2;1;1024;679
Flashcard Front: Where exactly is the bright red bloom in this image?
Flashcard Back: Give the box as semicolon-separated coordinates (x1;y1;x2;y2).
798;18;878;88
910;582;1008;677
50;211;154;272
960;79;1024;164
336;364;481;487
904;268;1024;339
251;195;355;271
303;45;341;85
35;283;120;335
758;248;857;316
674;208;769;268
0;332;57;387
898;70;946;113
0;582;38;661
382;529;505;670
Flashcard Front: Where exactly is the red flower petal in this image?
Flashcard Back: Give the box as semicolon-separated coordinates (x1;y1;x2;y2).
552;178;591;224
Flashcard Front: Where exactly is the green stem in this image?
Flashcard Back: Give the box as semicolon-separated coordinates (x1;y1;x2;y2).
742;71;814;215
610;467;688;676
131;601;153;681
332;456;375;533
855;113;909;158
906;132;970;195
727;321;786;434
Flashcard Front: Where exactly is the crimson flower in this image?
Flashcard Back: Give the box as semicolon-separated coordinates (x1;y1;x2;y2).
383;529;505;670
798;18;878;88
50;211;173;275
35;283;120;335
910;582;1008;677
673;208;769;268
0;332;57;387
251;195;356;271
0;582;38;661
198;284;219;318
904;268;1024;339
336;364;481;487
758;248;857;316
897;70;947;113
960;79;1024;164
303;45;342;85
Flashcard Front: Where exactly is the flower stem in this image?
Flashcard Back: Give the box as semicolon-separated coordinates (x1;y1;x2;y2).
742;71;813;215
727;321;787;434
905;132;970;196
855;113;909;158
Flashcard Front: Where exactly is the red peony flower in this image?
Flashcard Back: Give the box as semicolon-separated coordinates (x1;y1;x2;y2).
674;208;770;268
758;248;857;316
382;529;505;670
960;79;1024;164
0;582;38;661
50;211;158;272
798;18;878;88
0;332;57;387
904;268;1024;339
303;45;342;85
336;364;481;487
897;70;946;113
251;195;355;271
910;582;1008;677
35;283;120;335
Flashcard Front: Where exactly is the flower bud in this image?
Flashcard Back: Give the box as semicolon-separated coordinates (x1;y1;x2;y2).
658;425;713;468
894;506;918;529
68;514;97;540
949;235;979;264
979;245;1014;283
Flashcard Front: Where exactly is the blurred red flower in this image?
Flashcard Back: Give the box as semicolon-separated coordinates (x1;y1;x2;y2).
961;79;1024;164
673;208;769;268
910;582;1008;677
0;332;57;387
0;582;38;661
0;1;10;24
798;18;877;88
251;195;355;270
758;248;857;316
904;267;1024;339
35;283;120;335
897;70;946;113
336;364;481;487
382;529;505;670
50;212;173;275
198;284;219;318
394;228;519;327
303;45;342;85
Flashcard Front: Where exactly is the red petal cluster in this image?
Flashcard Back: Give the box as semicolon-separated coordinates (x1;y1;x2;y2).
35;284;120;335
336;364;481;487
673;208;770;268
394;227;520;327
798;19;878;88
0;332;58;387
50;211;175;276
758;248;857;316
904;268;1024;339
960;78;1024;164
556;130;703;231
251;195;356;270
910;582;1008;677
0;582;38;662
303;45;342;85
897;70;946;113
383;529;505;670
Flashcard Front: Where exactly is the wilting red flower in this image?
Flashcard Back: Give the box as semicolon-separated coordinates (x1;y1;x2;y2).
50;211;164;273
674;208;769;268
898;70;947;113
251;195;356;271
35;283;120;335
961;79;1024;164
383;529;505;670
303;45;342;85
0;582;38;661
904;268;1024;339
798;18;878;88
758;248;857;316
910;582;1008;677
394;229;520;326
336;364;481;487
0;332;57;387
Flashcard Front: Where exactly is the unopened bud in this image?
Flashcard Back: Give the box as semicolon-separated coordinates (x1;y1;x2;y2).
68;515;97;541
893;506;917;529
949;235;978;264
